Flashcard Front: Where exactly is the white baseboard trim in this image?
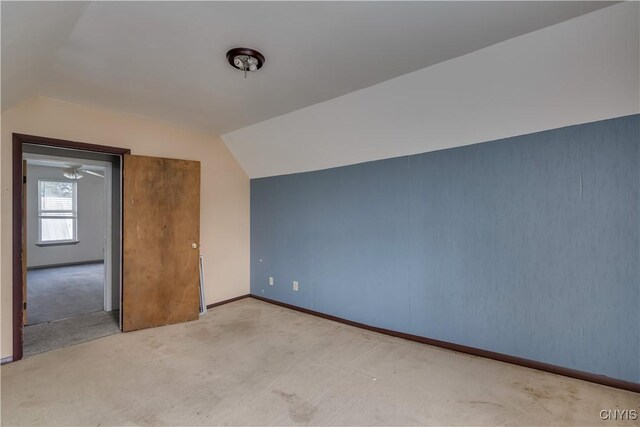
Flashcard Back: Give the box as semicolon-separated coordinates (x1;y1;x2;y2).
1;356;14;365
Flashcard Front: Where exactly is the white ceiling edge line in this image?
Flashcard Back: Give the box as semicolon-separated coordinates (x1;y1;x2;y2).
10;95;223;141
222;2;639;179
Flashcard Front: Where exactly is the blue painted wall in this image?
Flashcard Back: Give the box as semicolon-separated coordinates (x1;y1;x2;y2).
251;115;640;383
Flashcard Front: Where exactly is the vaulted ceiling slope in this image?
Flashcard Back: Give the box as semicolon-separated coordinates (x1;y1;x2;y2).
224;2;639;178
2;1;616;135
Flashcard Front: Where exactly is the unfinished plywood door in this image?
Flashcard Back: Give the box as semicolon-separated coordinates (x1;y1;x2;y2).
123;155;201;332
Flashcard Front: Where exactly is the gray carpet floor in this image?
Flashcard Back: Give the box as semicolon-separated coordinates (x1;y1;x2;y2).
24;262;120;357
23;310;120;357
27;262;104;325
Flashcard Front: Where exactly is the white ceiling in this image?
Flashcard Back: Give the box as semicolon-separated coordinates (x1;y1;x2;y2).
224;2;639;178
24;153;107;172
2;1;616;135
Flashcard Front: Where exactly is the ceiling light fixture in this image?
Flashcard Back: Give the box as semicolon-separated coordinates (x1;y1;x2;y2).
63;167;83;180
61;163;104;179
226;47;265;78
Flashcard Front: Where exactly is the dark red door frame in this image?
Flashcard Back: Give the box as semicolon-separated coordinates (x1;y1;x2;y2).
11;133;130;362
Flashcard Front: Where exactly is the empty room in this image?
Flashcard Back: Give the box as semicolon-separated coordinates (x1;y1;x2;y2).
1;1;638;426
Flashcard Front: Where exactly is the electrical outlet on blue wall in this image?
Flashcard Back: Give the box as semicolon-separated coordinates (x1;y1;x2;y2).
293;281;299;291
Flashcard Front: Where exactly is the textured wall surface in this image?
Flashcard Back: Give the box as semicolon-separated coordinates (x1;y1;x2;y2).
251;115;640;383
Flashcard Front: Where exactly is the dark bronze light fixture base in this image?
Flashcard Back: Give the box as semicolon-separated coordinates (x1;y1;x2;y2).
226;47;265;71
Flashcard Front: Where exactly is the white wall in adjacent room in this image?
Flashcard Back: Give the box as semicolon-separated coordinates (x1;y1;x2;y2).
26;164;105;268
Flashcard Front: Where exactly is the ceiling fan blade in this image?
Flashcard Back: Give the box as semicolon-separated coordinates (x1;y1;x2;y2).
81;169;104;178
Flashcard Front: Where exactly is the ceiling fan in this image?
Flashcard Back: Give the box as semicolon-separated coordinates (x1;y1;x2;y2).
62;164;104;180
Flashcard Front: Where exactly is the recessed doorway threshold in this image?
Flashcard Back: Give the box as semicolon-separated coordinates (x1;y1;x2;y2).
23;311;119;357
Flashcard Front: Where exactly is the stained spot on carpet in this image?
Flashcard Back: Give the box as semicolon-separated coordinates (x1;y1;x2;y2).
18;400;43;408
513;379;582;418
272;389;317;424
458;400;504;408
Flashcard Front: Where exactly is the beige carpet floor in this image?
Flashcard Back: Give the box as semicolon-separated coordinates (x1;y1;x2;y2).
2;298;638;426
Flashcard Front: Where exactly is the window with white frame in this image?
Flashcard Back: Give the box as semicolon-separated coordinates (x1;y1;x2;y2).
38;179;78;243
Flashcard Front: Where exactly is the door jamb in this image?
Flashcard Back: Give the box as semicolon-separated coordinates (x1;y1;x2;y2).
103;163;113;312
12;133;130;362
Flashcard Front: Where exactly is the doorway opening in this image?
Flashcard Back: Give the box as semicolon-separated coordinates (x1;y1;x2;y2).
23;151;116;355
12;134;130;361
